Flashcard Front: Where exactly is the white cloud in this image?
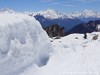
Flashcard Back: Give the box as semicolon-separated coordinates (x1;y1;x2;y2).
41;0;53;2
49;1;76;7
49;2;60;5
62;4;76;7
78;0;99;2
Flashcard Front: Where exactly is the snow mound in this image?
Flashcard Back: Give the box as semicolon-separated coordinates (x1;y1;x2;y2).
0;13;52;75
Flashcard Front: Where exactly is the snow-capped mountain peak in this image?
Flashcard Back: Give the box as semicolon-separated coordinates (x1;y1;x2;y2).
37;9;63;19
34;9;72;19
0;8;16;13
31;9;100;19
41;9;57;14
82;9;97;17
70;9;100;18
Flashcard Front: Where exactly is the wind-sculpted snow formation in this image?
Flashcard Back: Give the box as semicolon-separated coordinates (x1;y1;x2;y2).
0;13;52;75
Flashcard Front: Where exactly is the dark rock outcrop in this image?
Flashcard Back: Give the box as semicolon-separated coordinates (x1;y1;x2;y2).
44;24;65;37
92;35;99;40
83;33;87;39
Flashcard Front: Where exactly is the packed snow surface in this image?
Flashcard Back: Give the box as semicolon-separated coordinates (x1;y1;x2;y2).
0;13;52;75
21;32;100;75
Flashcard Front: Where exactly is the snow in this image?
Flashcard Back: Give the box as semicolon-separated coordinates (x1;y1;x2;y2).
68;9;100;18
26;9;74;19
26;9;100;20
0;13;53;75
97;24;100;31
0;8;16;13
21;32;100;75
0;10;100;75
35;9;65;19
1;8;100;19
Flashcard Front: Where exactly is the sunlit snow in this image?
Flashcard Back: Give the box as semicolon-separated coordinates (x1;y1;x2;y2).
0;13;52;75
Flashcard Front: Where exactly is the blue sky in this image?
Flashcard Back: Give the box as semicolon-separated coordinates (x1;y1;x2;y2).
0;0;100;13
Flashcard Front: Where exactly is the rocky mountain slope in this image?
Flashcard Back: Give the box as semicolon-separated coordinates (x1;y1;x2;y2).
67;20;100;35
34;10;82;31
31;9;100;32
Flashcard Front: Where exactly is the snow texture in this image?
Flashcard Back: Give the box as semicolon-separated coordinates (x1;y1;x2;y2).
0;13;52;75
0;11;100;75
21;32;100;75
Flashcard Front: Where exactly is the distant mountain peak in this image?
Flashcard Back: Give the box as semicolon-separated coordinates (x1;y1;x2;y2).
0;8;15;13
83;9;94;13
37;9;67;19
31;9;100;19
82;9;97;17
44;9;57;13
69;9;100;18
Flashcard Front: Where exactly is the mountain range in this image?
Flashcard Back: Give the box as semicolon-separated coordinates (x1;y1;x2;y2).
28;9;100;32
67;20;100;35
0;8;100;36
0;12;100;75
